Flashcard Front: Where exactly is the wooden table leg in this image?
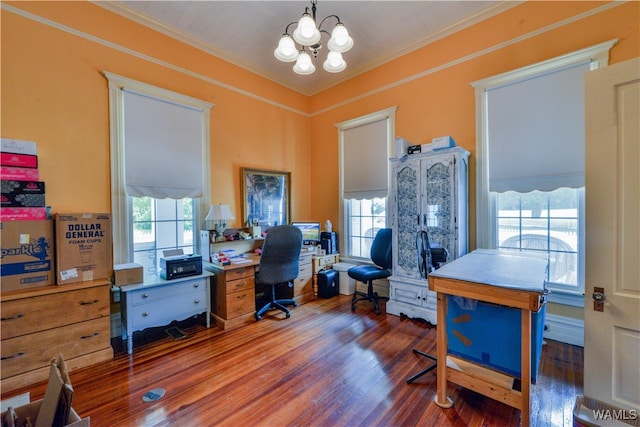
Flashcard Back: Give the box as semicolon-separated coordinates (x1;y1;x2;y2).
521;308;532;427
434;292;454;408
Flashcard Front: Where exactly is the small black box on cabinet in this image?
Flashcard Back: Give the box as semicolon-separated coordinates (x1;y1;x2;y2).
317;269;338;298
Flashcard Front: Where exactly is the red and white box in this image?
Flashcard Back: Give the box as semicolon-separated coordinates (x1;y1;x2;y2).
1;138;37;156
0;166;40;181
0;207;47;221
0;152;38;168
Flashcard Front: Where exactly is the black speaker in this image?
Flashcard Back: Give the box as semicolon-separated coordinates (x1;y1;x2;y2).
320;231;338;254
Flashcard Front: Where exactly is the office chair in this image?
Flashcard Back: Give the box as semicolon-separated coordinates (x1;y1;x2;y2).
255;224;303;320
406;230;447;384
348;228;392;315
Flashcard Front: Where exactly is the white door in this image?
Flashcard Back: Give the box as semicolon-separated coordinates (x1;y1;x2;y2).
584;57;640;411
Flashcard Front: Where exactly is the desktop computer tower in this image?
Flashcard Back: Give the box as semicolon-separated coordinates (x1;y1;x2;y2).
320;232;338;254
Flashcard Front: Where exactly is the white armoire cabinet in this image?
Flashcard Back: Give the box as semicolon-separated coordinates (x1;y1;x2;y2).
387;147;470;324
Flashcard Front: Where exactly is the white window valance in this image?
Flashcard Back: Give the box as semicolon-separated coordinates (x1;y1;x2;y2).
341;116;391;200
123;89;205;199
486;60;590;193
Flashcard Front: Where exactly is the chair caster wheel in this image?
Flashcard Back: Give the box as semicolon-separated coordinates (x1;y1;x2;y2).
255;313;261;321
351;305;356;312
286;312;291;319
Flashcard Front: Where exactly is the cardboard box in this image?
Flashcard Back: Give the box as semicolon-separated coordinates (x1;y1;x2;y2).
1;138;37;155
1;180;46;207
0;152;38;168
1;166;40;181
0;399;88;426
0;220;55;292
0;207;47;221
55;213;113;285
113;263;143;286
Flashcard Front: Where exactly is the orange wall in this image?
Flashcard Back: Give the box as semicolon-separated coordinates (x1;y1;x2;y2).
1;1;638;245
308;1;639;249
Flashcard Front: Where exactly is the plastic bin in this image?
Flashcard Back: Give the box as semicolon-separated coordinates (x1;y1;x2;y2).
446;295;546;383
333;262;356;295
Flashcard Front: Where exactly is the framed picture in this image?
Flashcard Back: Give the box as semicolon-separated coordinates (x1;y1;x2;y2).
241;168;291;227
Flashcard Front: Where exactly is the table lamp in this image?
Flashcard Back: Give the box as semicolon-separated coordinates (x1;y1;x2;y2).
205;204;235;242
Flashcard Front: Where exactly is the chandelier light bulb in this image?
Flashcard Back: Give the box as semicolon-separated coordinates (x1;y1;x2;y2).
323;51;346;73
293;13;321;46
274;34;299;62
327;24;353;53
293;50;316;75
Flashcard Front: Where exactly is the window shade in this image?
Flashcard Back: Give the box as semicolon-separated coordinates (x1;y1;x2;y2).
487;61;590;193
342;118;389;199
123;90;204;199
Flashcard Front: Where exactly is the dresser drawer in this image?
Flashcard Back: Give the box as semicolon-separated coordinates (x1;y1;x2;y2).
225;276;254;294
294;274;313;296
225;288;255;318
299;262;312;276
1;316;110;379
1;286;109;340
128;278;206;306
127;289;207;330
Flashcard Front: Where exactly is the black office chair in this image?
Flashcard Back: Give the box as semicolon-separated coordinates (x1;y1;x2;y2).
255;225;303;320
406;230;448;384
348;228;392;315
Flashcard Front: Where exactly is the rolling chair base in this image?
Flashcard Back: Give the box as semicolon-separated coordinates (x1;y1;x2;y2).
406;349;437;383
255;299;297;320
351;281;388;315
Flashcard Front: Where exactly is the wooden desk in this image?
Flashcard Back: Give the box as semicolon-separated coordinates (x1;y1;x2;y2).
208;254;261;330
428;250;547;427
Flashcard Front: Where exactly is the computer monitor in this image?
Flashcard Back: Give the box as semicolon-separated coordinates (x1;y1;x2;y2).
291;222;320;245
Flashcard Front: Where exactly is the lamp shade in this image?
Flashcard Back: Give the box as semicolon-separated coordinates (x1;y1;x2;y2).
274;34;299;62
293;13;321;46
327;24;353;53
205;204;235;221
323;51;346;73
293;50;316;75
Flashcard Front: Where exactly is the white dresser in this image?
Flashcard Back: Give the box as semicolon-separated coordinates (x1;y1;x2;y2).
387;147;469;324
119;271;213;354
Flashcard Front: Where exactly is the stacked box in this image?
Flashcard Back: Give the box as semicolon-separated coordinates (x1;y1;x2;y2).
0;220;55;292
113;263;144;286
0;138;46;221
446;295;546;383
55;213;113;285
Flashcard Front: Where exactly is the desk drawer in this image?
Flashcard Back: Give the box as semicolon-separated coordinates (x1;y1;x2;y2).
1;286;109;340
294;274;313;296
129;279;206;306
226;267;254;281
225;288;255;317
128;289;207;330
1;316;110;379
299;263;312;276
225;276;254;294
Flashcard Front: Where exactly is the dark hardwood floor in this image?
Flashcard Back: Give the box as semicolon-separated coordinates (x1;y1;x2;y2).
2;295;583;426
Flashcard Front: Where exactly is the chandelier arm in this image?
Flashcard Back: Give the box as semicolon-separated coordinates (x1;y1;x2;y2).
283;21;299;35
318;14;342;30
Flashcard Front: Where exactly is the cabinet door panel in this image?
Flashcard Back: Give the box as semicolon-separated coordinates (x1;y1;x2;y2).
423;154;456;256
393;162;422;279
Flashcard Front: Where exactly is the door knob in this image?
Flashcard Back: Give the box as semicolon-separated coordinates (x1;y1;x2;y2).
592;287;605;312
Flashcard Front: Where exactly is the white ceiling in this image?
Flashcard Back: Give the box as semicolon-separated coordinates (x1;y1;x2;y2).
97;1;515;95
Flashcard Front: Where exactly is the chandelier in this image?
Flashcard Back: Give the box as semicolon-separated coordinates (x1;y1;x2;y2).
274;0;353;75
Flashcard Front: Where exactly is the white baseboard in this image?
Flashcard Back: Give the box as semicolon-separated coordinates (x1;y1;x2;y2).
544;312;584;347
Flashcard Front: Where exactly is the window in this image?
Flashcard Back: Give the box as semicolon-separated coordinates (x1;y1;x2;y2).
337;107;396;260
471;40;615;306
105;72;213;270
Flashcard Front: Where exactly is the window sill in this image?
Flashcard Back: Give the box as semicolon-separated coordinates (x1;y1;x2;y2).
547;289;584;308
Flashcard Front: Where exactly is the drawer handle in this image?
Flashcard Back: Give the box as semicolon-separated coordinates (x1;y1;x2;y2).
142;293;149;299
80;299;99;305
236;281;246;288
236;293;246;300
194;299;200;304
81;332;100;339
142;312;149;317
1;352;25;361
193;283;200;288
1;313;25;321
